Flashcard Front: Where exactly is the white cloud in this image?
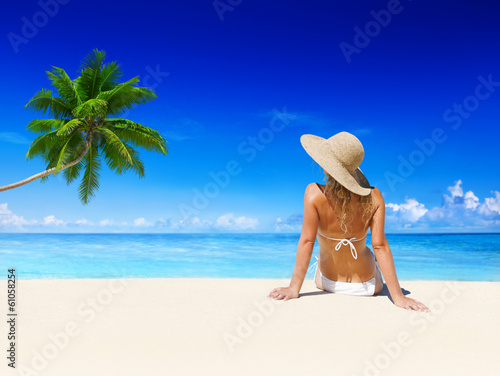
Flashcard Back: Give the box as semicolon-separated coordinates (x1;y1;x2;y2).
155;218;172;228
75;219;93;226
478;191;500;216
43;215;64;226
275;213;303;232
485;192;500;214
443;180;479;210
1;203;259;232
177;216;211;229
386;198;428;223
0;203;32;227
447;179;463;199
214;213;258;230
99;219;114;226
170;214;259;231
0;204;65;230
386;181;500;231
425;206;445;221
485;191;500;214
464;191;480;210
133;217;153;227
428;180;495;223
95;219;128;228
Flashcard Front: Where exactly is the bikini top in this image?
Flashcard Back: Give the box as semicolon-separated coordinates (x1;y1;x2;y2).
316;229;368;260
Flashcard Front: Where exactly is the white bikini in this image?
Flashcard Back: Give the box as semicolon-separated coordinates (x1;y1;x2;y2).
310;229;383;296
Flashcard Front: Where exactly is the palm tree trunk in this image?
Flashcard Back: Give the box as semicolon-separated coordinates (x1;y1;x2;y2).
0;139;91;193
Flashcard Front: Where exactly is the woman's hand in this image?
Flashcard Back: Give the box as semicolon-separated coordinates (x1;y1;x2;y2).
394;296;430;312
268;286;299;301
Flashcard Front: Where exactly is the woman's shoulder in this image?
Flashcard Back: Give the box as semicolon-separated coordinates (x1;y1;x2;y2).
305;182;324;194
304;182;325;201
369;186;385;208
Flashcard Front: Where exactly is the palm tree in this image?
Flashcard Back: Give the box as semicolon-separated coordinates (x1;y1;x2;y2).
0;49;168;204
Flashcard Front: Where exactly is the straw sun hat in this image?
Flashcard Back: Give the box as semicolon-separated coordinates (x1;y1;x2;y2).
300;131;372;196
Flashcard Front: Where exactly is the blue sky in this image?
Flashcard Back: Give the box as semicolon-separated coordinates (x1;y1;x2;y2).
1;0;499;233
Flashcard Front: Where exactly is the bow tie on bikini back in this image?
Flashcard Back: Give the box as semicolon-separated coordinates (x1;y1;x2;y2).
317;230;368;260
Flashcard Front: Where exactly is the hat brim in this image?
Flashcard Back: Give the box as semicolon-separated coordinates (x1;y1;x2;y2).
300;134;371;196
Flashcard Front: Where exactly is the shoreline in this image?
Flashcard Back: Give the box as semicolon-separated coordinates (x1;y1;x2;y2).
1;278;499;375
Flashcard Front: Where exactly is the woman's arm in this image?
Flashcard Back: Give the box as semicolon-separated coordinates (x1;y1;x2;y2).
370;188;429;312
268;183;319;300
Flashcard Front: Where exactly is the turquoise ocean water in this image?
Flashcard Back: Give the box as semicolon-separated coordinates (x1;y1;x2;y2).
0;233;499;280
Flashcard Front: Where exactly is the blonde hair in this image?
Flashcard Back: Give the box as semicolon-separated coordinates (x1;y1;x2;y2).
323;172;373;234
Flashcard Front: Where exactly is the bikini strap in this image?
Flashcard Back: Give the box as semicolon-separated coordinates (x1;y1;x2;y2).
317;230;368;260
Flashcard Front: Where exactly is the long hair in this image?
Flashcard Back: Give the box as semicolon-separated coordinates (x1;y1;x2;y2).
323;172;374;234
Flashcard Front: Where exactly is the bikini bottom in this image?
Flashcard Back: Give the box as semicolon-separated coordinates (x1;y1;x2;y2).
315;251;383;296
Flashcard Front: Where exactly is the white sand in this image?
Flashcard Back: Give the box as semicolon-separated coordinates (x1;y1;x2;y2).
1;278;499;376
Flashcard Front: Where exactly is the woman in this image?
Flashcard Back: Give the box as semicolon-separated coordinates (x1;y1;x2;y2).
268;131;429;312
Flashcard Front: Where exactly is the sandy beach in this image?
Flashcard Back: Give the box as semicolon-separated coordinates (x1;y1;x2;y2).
2;278;499;376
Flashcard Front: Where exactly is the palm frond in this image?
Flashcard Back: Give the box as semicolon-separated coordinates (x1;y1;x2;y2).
100;139;130;174
72;99;108;118
53;132;86;175
26;130;86;173
99;61;122;92
78;146;101;204
97;77;157;115
123;143;145;177
76;49;107;100
62;158;84;185
25;89;73;118
54;131;84;172
56;118;87;136
26;119;66;134
104;119;168;154
47;67;82;107
95;127;136;165
39;140;71;183
25;130;61;161
96;127;145;177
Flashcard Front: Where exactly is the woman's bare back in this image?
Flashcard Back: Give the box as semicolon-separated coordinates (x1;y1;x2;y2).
312;183;377;283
